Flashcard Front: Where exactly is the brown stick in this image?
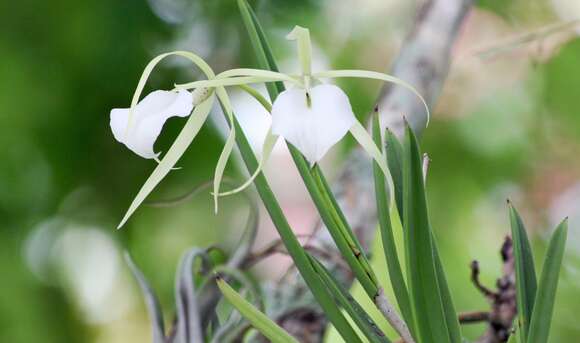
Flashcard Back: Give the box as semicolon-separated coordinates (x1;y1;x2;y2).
459;311;491;324
473;236;517;343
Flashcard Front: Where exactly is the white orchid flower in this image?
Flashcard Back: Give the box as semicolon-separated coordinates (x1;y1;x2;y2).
114;27;431;229
263;26;431;209
112;52;295;228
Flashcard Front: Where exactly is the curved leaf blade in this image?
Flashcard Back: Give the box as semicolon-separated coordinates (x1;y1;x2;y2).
217;278;299;343
371;113;413;332
528;219;568;343
403;124;459;343
385;129;404;224
308;254;390;343
509;203;538;340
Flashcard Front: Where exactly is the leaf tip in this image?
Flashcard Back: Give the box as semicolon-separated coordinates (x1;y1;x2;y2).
117;219;127;230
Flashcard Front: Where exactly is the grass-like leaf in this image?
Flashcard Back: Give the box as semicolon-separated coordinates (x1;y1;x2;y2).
509;203;538;340
371;113;413;331
385;129;405;224
432;243;462;342
217;278;299;343
403;124;460;343
527;218;568;343
308;254;391;343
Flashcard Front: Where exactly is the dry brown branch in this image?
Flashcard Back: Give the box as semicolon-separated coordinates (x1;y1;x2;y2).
473;236;517;343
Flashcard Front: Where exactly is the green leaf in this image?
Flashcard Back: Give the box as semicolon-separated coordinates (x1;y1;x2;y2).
508;321;521;343
371;113;413;332
527;219;568;343
382;129;462;343
217;278;299;343
403;124;458;343
509;203;538;340
237;0;283;98
308;254;390;343
432;243;462;342
385;129;404;224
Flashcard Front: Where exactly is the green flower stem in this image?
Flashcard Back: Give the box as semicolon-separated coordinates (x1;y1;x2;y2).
238;0;379;298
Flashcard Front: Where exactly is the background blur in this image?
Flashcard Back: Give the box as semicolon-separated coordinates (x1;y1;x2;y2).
1;0;579;341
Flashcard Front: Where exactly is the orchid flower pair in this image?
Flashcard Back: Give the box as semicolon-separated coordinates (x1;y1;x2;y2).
111;26;429;228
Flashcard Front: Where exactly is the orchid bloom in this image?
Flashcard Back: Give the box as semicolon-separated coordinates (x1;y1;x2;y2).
112;28;429;229
270;27;356;165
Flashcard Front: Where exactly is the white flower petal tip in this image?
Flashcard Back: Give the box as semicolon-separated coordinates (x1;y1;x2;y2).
110;89;194;159
271;84;356;164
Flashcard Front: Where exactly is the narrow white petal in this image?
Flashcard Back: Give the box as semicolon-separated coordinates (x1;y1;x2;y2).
271;84;356;164
110;90;193;159
117;95;214;229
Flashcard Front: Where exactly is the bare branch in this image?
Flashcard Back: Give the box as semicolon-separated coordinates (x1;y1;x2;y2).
474;236;517;343
459;311;490;324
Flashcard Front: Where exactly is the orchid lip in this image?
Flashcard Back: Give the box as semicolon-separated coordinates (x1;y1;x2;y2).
110;89;194;159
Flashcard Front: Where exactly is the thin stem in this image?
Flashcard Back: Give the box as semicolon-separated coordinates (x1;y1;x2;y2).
458;311;490;324
374;288;415;343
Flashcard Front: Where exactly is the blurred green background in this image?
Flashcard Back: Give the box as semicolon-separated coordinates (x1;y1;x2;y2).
1;0;579;342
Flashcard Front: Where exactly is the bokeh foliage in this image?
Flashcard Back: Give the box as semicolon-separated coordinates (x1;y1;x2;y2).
1;0;579;342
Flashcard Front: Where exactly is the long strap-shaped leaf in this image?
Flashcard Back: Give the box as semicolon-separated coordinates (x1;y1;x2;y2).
371;113;413;333
217;278;299;343
431;241;462;342
509;204;537;341
527;219;568;343
385;129;405;224
403;124;460;343
382;127;461;342
308;254;390;343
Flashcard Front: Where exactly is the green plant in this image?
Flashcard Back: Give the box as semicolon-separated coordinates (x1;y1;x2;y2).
118;1;568;342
